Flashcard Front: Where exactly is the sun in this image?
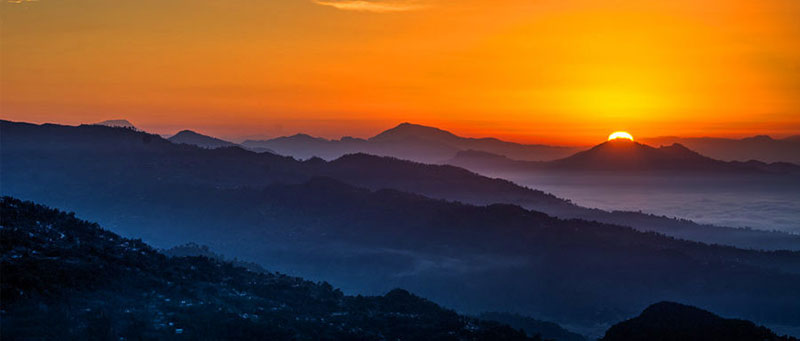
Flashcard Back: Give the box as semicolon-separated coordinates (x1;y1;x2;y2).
608;131;634;141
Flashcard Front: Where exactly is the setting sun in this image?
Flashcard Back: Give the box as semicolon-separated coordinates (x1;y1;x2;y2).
608;131;634;141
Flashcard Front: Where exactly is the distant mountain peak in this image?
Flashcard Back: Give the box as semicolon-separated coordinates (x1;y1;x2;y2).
167;129;236;149
288;133;327;141
548;140;725;171
587;140;700;155
587;139;647;152
95;119;136;129
170;129;206;138
743;135;774;142
370;122;459;142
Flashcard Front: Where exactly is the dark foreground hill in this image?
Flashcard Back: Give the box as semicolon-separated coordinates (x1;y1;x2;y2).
602;302;797;341
3;119;798;251
479;312;587;341
0;197;532;340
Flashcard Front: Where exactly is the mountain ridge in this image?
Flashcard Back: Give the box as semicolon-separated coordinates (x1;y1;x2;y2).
168;129;238;149
242;122;581;163
3;119;799;251
3;120;800;332
639;135;800;164
449;139;800;174
95;119;136;129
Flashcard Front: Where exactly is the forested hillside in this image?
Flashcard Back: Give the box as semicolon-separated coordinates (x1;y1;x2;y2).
0;197;532;340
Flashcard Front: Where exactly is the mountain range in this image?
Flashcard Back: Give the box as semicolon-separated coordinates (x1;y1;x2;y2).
2;119;800;334
239;122;800;166
241;122;582;163
449;139;800;174
3;120;798;250
92;119;800;166
640;135;800;164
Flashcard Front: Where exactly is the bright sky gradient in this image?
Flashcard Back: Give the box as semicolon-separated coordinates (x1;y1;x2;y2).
2;0;799;144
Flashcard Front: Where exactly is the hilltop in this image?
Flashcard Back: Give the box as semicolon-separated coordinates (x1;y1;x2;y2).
168;130;238;149
95;119;137;130
602;302;796;341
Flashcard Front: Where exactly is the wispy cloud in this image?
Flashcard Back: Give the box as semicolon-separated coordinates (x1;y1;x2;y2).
312;0;427;13
7;0;39;3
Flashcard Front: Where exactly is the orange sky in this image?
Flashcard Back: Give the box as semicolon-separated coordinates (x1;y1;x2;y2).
1;0;799;145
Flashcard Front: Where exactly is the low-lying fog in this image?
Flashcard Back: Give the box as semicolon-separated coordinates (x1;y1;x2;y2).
493;172;800;234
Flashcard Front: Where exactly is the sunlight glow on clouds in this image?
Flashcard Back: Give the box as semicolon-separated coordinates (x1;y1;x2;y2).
312;0;426;12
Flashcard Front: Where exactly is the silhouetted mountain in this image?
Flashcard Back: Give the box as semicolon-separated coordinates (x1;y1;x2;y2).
4;120;800;333
369;122;460;142
168;129;238;149
550;139;799;173
602;302;796;341
552;140;718;171
244;133;350;158
0;197;533;340
479;312;586;341
449;140;800;174
640;135;800;164
95;119;136;129
3;119;799;252
242;122;580;163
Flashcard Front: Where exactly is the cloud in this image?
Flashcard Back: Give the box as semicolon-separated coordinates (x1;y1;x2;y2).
312;0;426;13
7;0;39;3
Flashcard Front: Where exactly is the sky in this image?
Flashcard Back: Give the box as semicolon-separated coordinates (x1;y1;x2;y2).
1;0;799;145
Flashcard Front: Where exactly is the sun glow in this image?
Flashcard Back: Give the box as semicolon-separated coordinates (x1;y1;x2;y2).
608;131;634;141
1;1;799;143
